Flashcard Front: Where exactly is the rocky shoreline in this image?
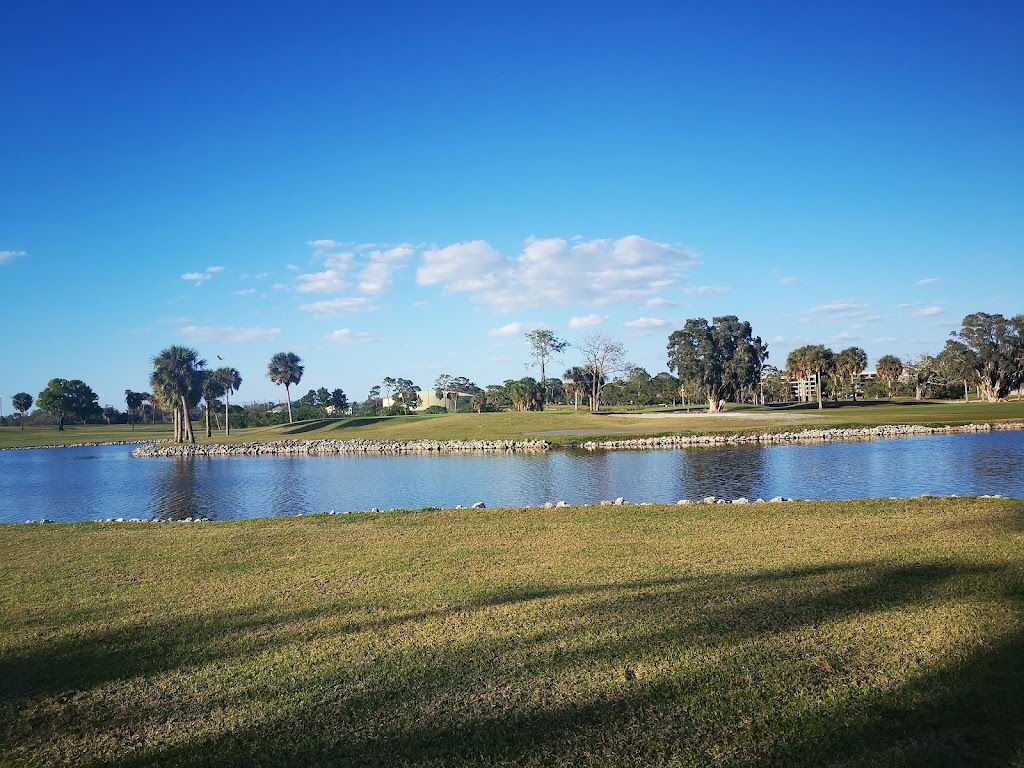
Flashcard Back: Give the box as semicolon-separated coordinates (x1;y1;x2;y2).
129;422;1024;457
0;439;167;452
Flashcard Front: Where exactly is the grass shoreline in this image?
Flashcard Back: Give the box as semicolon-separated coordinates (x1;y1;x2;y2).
2;497;1022;766
3;399;1024;450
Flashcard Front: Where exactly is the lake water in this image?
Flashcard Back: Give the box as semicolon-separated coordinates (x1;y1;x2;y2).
1;430;1022;523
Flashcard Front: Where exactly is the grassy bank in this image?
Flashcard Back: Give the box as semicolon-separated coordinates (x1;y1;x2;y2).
4;400;1024;449
2;498;1022;766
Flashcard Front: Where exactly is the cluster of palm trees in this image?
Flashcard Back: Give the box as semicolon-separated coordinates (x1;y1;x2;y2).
150;348;305;443
785;345;869;409
149;346;243;443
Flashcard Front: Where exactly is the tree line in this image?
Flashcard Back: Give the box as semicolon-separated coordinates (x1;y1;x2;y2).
5;311;1020;431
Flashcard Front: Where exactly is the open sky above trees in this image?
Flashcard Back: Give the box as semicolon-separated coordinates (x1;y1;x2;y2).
1;2;1021;407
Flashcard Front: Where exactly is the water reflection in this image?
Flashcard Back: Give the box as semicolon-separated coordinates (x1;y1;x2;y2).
2;430;1022;523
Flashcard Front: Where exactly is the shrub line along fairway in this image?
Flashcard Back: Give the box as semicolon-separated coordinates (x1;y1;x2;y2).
1;498;1022;766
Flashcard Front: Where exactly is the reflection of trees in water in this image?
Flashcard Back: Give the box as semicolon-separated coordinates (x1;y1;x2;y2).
151;458;205;521
264;458;313;517
677;445;767;500
970;448;1023;491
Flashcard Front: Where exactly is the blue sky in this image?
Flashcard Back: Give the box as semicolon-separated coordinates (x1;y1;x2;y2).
2;1;1021;408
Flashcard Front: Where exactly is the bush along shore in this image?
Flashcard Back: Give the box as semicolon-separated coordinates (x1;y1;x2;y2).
130;421;1024;457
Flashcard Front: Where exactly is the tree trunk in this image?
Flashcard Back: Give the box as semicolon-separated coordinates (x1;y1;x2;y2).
285;385;293;423
963;380;969;402
225;392;231;436
181;396;196;443
205;405;212;438
816;371;823;409
851;376;857;402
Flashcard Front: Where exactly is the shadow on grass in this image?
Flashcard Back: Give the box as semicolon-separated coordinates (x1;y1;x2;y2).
4;561;1021;767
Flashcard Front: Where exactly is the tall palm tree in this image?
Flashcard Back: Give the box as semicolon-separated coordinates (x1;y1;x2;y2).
876;355;903;400
200;374;224;438
267;352;304;423
151;345;207;443
787;345;834;410
836;346;868;401
213;367;243;436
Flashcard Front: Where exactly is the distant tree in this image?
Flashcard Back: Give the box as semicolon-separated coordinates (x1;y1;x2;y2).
525;329;570;408
902;355;941;400
758;365;787;404
12;392;33;430
363;385;382;416
267;352;304;423
328;388;349;412
786;345;834;410
577;332;626;412
507;377;542;411
952;312;1024;401
667;316;768;413
124;390;147;430
386;378;421;414
101;406;119;425
212;367;243;436
875;355;903;400
836;347;868;401
36;378;101;431
651;372;681;405
200;374;225;438
382;376;396;403
151;346;206;443
470;391;488;413
434;374;478;412
933;340;976;401
562;366;590;410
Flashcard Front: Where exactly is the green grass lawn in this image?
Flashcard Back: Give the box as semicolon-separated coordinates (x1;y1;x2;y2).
4;400;1023;449
2;498;1022;766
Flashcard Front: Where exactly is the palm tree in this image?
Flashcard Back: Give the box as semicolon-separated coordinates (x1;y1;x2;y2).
787;345;834;410
151;345;207;443
12;392;32;430
836;347;868;402
200;374;225;438
213;367;243;436
267;352;304;423
876;354;903;400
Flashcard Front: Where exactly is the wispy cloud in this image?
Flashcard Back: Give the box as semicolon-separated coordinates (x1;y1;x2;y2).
294;270;351;293
298;297;377;317
488;322;533;337
0;250;26;265
779;277;802;285
624;317;667;335
178;326;281;343
569;314;606;329
232;288;256;296
683;285;732;296
807;300;869;315
181;266;222;285
916;278;938;285
642;298;678;309
417;235;700;312
914;306;944;317
326;328;377;344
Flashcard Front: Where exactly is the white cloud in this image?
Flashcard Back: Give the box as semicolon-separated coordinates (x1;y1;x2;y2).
308;239;343;249
286;264;301;271
488;322;531;337
326;328;377;344
178;326;281;343
569;314;606;329
417;240;504;290
916;278;938;285
181;272;208;283
206;265;224;273
298;297;377;317
779;277;802;285
642;298;678;309
294;270;351;294
683;285;732;296
0;250;26;264
874;336;899;344
418;235;699;311
357;245;415;295
915;306;944;317
232;288;256;296
806;300;869;315
624;317;667;335
271;282;286;290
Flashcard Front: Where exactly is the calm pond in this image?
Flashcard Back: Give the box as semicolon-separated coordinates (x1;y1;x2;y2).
2;430;1022;523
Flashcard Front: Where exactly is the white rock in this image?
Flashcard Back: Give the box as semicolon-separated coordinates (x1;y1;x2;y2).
676;499;692;505
555;501;568;508
702;496;717;504
732;498;749;505
472;502;486;509
614;497;626;505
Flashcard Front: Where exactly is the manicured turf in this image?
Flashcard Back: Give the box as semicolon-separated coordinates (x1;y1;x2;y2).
4;400;1023;449
2;498;1021;766
0;423;170;449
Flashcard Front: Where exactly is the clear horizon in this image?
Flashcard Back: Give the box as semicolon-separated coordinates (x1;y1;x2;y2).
2;2;1021;408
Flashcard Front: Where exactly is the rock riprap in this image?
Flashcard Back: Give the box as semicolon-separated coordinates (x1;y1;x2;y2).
132;438;551;457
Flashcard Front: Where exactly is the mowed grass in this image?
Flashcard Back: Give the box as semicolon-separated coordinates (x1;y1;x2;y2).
2;498;1022;766
4;400;1024;449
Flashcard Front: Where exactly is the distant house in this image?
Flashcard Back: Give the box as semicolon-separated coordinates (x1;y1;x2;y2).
382;390;475;413
789;370;877;401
